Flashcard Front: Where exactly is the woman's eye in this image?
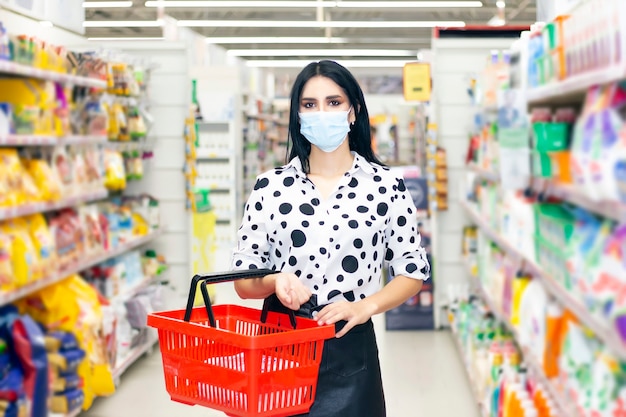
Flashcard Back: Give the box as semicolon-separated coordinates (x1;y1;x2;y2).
303;102;315;108
329;100;340;106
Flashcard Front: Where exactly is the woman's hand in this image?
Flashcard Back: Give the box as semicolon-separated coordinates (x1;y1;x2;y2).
274;272;312;311
315;300;377;338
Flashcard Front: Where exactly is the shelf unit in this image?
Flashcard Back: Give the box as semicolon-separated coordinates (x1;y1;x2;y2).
0;228;163;306
112;330;158;380
0;60;107;88
449;328;488;417
460;199;626;360
465;261;576;417
194;121;240;245
0;189;108;222
0;134;107;146
526;65;626;106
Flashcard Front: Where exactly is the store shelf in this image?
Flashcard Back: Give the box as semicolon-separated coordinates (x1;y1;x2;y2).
468;274;575;417
112;331;158;380
0;228;163;306
542;180;626;223
196;148;234;160
245;112;289;126
466;164;626;223
449;328;488;417
0;134;107;146
467;163;500;182
527;65;626;106
461;199;626;360
0;188;108;222
111;274;159;304
194;179;235;191
0;60;107;88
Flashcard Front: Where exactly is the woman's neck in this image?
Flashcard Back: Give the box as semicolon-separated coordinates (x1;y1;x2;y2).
308;147;354;178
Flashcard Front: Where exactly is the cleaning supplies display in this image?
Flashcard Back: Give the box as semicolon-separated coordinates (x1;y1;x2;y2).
448;294;560;417
465;205;626;417
526;1;626;89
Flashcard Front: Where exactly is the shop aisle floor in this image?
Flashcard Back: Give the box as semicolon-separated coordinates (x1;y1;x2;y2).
82;283;480;417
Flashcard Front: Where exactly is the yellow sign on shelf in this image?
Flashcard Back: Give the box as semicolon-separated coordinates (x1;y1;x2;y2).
403;62;432;102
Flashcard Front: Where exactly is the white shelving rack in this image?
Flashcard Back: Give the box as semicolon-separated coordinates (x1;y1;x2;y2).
0;38;166;417
195;120;241;249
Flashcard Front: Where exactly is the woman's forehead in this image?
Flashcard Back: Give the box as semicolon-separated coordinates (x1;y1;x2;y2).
301;76;344;96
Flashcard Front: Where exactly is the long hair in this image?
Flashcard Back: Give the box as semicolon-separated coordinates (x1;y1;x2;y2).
286;60;384;173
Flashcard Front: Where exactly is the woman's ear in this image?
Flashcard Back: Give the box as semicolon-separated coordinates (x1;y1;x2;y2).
349;106;357;125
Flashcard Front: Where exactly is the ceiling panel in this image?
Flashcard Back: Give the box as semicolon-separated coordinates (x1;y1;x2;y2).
84;0;536;62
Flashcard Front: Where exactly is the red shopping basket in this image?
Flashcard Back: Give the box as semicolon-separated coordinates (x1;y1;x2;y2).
147;269;335;417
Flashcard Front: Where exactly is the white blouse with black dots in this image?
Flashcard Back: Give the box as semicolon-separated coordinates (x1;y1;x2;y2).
231;152;431;305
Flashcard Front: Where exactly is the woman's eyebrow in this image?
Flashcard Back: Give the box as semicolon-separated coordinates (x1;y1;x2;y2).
301;97;318;101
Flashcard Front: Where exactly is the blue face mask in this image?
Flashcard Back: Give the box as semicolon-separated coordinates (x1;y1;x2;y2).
299;107;352;153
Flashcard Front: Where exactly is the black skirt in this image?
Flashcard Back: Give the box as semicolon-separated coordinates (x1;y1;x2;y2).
264;295;386;417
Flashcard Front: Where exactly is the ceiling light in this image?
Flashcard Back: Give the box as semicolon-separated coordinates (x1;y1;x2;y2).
83;20;164;27
227;49;416;57
245;60;411;68
146;1;331;6
87;37;166;41
145;1;482;7
335;1;482;8
83;1;133;7
178;20;465;28
207;37;347;44
39;21;54;27
206;37;431;44
496;1;505;7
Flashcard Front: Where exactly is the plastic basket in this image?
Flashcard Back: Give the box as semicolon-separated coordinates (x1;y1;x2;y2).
147;269;336;417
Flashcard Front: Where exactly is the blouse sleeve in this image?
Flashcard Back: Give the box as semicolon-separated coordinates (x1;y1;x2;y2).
384;177;430;280
230;176;272;271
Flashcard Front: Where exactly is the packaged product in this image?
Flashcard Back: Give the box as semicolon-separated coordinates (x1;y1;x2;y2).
79;205;105;256
103;149;126;191
16;275;115;409
0;149;38;207
70;148;88;194
48;349;86;374
0;232;14;291
1;220;42;286
24;214;56;276
22;158;62;202
51;147;74;197
51;372;81;393
50;389;84;414
44;331;79;353
48;209;84;269
82;146;104;188
11;315;48;417
594;82;626;202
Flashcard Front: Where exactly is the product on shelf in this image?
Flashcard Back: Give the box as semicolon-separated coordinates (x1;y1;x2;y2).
103;149;127;191
15;274;116;410
449;295;559;417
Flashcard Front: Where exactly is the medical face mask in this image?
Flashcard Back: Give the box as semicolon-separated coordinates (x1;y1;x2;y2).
298;107;352;153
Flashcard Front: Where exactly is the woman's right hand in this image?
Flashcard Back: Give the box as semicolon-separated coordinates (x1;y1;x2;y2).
274;272;312;310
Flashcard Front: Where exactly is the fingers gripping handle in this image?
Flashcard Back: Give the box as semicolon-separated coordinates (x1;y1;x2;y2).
183;269;298;329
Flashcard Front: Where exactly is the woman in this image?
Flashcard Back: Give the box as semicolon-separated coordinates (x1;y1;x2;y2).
231;60;430;417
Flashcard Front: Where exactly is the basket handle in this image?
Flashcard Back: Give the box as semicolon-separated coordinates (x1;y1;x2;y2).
184;269;298;329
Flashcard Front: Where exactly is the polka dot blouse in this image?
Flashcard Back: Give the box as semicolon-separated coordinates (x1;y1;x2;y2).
231;152;431;304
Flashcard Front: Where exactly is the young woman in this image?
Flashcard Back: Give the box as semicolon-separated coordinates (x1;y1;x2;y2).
231;60;430;417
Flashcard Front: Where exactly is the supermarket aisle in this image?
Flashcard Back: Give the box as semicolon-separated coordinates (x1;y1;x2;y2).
83;284;480;417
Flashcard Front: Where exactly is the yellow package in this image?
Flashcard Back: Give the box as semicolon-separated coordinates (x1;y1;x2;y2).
25;214;57;274
103;150;126;191
0;230;15;291
0;149;25;207
0;161;15;208
23;158;63;202
17;274;115;410
2;219;43;285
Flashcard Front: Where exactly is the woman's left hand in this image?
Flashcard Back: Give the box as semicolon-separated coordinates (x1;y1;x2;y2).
315;300;377;338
